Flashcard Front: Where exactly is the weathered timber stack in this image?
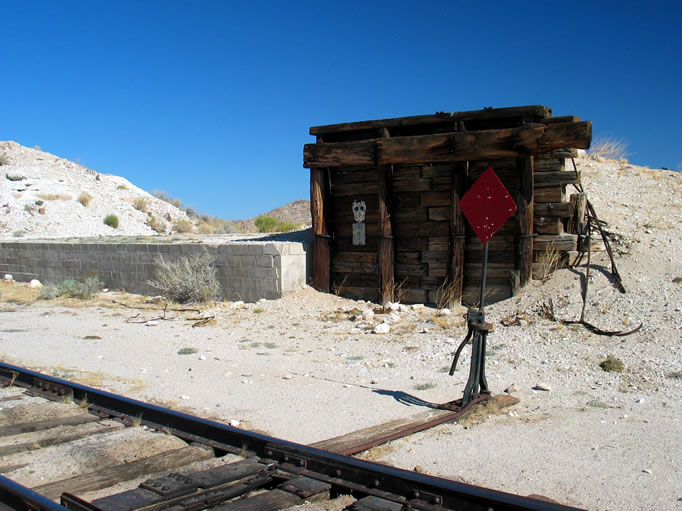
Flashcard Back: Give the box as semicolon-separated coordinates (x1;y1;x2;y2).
303;105;592;305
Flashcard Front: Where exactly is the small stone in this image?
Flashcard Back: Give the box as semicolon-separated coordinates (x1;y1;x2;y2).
230;419;241;427
398;304;410;313
437;308;451;316
362;308;375;320
258;298;267;303
198;355;207;360
373;323;391;334
282;374;293;380
179;395;190;400
385;301;400;312
145;321;159;327
642;469;652;474
518;319;529;327
3;274;13;281
413;465;425;473
533;383;551;391
29;279;42;288
410;304;425;311
370;379;378;385
386;313;401;324
38;207;45;214
505;383;520;394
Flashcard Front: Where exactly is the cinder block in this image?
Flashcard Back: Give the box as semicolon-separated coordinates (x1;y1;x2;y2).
263;244;283;256
256;255;274;268
247;267;276;280
247;244;264;256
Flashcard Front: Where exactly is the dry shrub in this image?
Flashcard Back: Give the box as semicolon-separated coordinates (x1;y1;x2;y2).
173;219;194;233
588;136;629;162
78;192;93;206
435;278;460;310
116;184;128;190
536;243;560;283
38;193;72;201
146;215;166;233
147;252;222;304
197;221;214;234
132;197;148;212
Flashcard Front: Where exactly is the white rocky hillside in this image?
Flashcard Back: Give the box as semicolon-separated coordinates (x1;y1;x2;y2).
0;141;194;239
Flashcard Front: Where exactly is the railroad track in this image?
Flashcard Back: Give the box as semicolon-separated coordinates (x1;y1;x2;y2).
0;362;581;511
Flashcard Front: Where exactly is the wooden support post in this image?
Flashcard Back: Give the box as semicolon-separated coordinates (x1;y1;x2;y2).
448;162;467;306
378;164;394;304
311;168;330;293
515;156;534;285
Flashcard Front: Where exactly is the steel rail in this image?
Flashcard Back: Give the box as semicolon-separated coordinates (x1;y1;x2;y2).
0;361;584;511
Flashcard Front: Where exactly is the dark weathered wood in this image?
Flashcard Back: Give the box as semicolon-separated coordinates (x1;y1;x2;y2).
377;122;591;165
540;115;580;124
535;170;580;188
510;270;521;296
534;216;564;235
515;157;534;285
305;122;591;168
535;186;565;203
310;169;330;293
568;192;587;234
377;128;395;305
534;202;573;218
449;162;466;307
0;420;124;457
309;105;552;135
33;445;213;500
219;489;302;510
535;234;578;252
0;413;99;437
304;140;376;167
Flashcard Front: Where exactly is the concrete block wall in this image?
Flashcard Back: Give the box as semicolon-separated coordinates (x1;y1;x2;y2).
0;241;310;302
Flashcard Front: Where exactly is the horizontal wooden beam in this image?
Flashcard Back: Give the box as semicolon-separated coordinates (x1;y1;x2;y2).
309;105;552;136
304;121;592;168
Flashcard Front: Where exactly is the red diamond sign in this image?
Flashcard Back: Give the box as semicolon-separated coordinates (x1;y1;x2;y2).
459;167;517;244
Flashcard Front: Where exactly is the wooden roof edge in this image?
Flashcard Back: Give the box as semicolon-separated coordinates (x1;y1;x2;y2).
309;105;553;136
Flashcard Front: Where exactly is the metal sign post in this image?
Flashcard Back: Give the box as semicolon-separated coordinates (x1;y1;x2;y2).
444;168;517;407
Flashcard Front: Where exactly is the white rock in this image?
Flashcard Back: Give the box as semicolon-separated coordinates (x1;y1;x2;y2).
145;321;159;327
533;383;551;391
410;304;425;311
282;374;293;379
29;279;42;288
504;383;521;394
386;313;401;324
3;274;13;281
398;304;410;313
437;308;451;316
373;323;391;334
179;395;190;400
230;419;241;427
198;355;207;360
385;301;400;311
362;308;375;320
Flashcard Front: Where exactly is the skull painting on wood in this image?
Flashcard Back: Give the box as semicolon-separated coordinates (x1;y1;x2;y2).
352;200;366;246
352;200;366;222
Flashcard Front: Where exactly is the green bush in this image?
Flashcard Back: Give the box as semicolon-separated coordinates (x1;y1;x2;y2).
254;215;299;233
103;214;119;228
147;252;222;304
40;276;102;300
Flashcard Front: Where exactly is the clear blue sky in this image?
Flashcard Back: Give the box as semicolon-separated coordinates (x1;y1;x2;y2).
2;1;680;220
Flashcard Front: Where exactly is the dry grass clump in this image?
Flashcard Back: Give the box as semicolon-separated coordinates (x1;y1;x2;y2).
38;193;72;201
40;276;103;300
78;192;93;206
132;197;149;212
536;243;561;283
116;184;128;190
197;221;214;234
173;219;194;233
588;136;629;162
0;280;41;304
147;252;222;303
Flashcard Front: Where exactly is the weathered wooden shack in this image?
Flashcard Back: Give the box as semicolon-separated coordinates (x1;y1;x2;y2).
303;105;592;305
